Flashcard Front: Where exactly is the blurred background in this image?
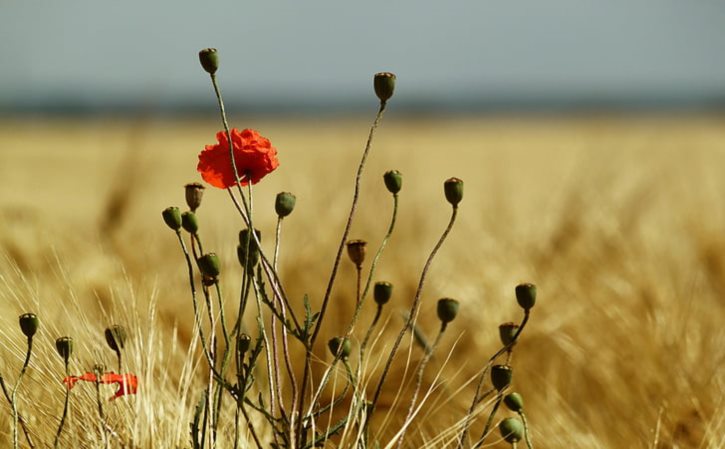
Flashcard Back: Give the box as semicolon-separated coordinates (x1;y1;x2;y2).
1;2;724;448
2;0;725;115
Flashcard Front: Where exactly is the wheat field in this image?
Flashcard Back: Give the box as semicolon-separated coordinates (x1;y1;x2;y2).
0;114;723;448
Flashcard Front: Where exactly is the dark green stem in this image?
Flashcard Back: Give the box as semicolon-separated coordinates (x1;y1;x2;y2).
11;337;33;449
519;411;534;449
456;310;530;449
472;394;504;449
54;361;71;448
396;325;446;448
368;205;459;422
297;101;388;444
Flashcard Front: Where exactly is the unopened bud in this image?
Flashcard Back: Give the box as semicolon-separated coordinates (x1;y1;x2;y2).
198;48;219;75
373;281;393;306
443;177;464;206
162;207;182;231
436;298;459;324
238;229;261;268
498;322;520;346
55;337;73;362
328;337;352;360
498;417;524;444
275;192;296;218
105;325;127;352
181;211;199;234
373;72;396;103
515;283;536;310
383;170;402;194
19;313;39;338
504;392;524;413
346;239;367;268
491;364;513;391
185;183;205;212
197;253;221;278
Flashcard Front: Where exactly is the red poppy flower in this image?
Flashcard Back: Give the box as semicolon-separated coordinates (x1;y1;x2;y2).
63;372;139;401
197;128;279;189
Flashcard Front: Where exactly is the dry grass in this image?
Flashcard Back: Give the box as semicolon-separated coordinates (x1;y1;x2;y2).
0;114;724;448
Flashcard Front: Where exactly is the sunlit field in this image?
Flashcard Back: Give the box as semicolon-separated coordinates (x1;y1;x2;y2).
0;114;723;448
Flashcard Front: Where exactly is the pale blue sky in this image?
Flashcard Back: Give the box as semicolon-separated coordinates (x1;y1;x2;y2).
2;0;725;111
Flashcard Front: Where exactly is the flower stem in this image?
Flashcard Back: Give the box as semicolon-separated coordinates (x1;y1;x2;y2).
456;310;530;449
519;411;534;449
297;102;388;442
54;360;71;448
396;324;446;449
473;394;504;449
11;336;33;449
367;205;459;425
0;375;34;448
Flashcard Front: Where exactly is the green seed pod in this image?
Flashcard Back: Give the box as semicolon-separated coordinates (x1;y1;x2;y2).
105;325;127;352
373;281;393;306
198;48;219;75
498;322;520;346
504;392;524;413
55;337;73;362
498;417;524;444
185;183;205;212
515;283;536;310
18;313;39;338
383;170;402;194
181;211;199;234
162;206;182;231
444;177;464;206
275;192;297;218
346;239;367;268
373;72;396;103
92;363;106;374
237;334;251;355
491;364;513;391
328;337;352;360
237;229;261;268
197;253;221;278
436;298;459;324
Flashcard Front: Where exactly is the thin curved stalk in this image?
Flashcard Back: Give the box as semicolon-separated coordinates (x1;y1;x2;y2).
396;324;446;448
54;360;71;448
11;337;33;449
456;310;530;448
368;205;459;420
297;101;388;443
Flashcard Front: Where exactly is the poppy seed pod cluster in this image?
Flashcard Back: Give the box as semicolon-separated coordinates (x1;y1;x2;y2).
436;298;460;324
373;72;396;103
491;364;513;391
346;239;367;268
105;325;127;352
328;337;351;360
198;48;219;75
238;229;261;268
515;283;536;310
162;207;182;231
373;281;393;306
504;392;524;413
499;417;524;444
275;192;296;218
185;182;205;212
198;253;221;278
383;170;402;194
181;211;199;234
55;336;73;363
19;313;39;338
499;322;520;346
444;177;464;206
